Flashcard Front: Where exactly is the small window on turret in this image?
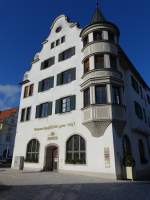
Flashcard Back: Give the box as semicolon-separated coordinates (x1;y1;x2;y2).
108;32;115;43
83;35;89;47
84;58;90;74
95;54;104;69
93;30;102;41
110;55;117;69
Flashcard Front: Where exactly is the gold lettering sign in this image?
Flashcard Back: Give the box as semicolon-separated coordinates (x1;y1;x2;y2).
47;136;58;140
34;122;75;132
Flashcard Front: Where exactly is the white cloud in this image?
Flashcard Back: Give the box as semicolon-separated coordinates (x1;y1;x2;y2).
0;85;20;110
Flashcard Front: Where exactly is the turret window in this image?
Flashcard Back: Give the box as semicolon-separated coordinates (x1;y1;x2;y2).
95;85;107;104
95;54;104;69
93;30;103;41
83;35;89;47
84;58;90;74
108;31;115;43
110;55;117;69
83;88;90;107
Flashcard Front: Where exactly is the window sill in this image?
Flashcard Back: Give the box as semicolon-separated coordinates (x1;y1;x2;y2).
57;80;75;86
24;161;39;164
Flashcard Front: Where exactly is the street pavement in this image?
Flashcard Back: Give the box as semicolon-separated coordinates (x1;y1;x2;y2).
0;168;150;200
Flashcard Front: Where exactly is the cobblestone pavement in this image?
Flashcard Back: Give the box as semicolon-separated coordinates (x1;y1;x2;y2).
0;168;150;200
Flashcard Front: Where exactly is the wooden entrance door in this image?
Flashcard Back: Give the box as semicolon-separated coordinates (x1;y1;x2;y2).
44;146;58;171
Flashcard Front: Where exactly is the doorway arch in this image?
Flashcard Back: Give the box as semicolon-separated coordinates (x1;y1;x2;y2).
44;145;59;171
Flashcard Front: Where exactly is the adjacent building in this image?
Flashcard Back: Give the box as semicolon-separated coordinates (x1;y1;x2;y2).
12;5;150;179
0;108;18;161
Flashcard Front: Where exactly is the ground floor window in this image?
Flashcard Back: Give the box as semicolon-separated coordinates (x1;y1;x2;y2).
26;139;40;163
66;135;86;164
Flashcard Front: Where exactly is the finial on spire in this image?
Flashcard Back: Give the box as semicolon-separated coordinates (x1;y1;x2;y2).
90;0;106;24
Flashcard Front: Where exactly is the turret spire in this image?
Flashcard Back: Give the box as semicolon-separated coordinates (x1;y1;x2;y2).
91;1;106;24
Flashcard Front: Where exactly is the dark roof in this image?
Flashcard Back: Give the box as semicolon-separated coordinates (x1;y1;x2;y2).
0;108;18;122
91;6;106;24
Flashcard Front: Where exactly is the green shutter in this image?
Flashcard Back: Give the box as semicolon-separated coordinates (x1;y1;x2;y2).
38;81;42;92
41;62;45;70
57;73;62;85
71;47;75;55
48;102;52;115
50;77;54;88
36;105;40;118
55;99;62;114
58;53;63;61
71;68;76;81
70;95;76;111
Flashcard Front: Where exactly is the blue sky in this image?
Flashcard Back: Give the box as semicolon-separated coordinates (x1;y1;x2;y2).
0;0;150;109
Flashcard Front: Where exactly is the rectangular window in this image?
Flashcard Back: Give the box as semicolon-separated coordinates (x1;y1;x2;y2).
61;36;65;43
20;108;26;122
95;85;107;104
108;32;115;43
110;55;117;69
26;107;31;121
131;76;139;94
84;88;90;107
51;42;55;49
57;68;76;85
56;39;60;46
84;58;90;74
24;86;29;98
58;47;75;62
41;57;55;70
134;101;143;120
36;102;52;118
24;84;34;98
20;107;31;122
83;35;89;47
29;84;34;96
112;86;121;104
38;77;54;92
147;95;150;104
95;54;104;69
55;95;76;114
93;30;103;41
143;108;147;123
62;97;71;113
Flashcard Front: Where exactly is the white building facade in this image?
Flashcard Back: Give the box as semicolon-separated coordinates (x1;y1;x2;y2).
12;7;150;179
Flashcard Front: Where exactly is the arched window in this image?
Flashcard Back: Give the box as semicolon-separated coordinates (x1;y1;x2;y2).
66;135;86;164
123;135;131;156
138;139;147;164
26;139;40;163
